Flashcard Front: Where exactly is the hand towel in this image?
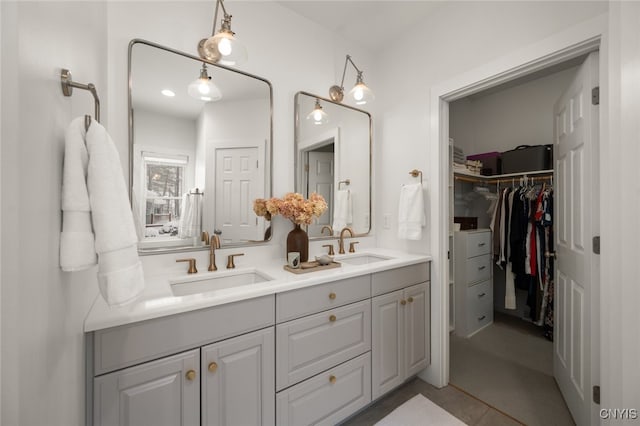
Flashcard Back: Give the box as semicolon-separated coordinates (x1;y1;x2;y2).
178;190;202;239
86;120;144;306
60;117;97;271
332;189;353;231
397;183;426;240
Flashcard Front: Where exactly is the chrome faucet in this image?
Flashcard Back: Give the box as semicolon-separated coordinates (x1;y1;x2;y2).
208;234;221;271
321;225;333;236
338;227;354;254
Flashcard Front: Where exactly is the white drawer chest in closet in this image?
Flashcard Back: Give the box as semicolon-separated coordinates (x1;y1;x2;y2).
454;229;493;337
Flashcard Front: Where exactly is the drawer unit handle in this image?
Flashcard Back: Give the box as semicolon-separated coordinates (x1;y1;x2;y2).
407;297;414;303
478;293;486;298
208;362;218;373
329;292;337;300
478;315;486;321
185;370;197;381
329;314;337;322
329;375;337;384
478;243;486;247
400;300;407;306
478;266;486;270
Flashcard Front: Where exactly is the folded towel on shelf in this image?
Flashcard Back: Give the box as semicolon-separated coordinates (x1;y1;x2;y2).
85;119;144;306
332;189;353;231
61;117;97;271
397;182;426;240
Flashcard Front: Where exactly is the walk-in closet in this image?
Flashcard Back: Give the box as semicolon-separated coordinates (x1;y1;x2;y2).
448;52;599;426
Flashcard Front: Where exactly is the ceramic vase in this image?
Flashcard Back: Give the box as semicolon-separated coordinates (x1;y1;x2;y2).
286;223;309;262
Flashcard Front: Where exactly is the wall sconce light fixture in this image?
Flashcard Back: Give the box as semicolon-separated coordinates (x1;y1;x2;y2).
188;63;222;102
329;55;374;106
306;98;329;125
197;0;247;66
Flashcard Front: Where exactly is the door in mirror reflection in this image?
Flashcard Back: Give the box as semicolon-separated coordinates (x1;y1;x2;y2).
295;93;371;239
129;40;272;251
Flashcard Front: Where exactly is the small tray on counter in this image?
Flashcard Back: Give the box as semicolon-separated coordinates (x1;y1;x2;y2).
283;260;342;274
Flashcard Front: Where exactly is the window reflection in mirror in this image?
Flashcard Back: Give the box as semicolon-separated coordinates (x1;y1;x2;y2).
295;92;371;239
129;40;272;252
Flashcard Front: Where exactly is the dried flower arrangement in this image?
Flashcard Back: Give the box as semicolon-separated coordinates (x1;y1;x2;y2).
253;192;327;225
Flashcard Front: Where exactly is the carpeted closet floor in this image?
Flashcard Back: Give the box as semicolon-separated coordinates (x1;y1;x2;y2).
450;312;575;426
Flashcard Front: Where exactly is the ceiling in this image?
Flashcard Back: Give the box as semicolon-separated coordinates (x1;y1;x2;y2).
276;1;442;52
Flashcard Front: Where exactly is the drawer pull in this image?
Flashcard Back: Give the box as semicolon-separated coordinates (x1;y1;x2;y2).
400;299;407;306
478;315;486;321
478;266;486;270
329;375;337;384
407;297;414;303
208;362;218;373
329;292;337;300
329;314;337;322
185;370;197;381
478;293;486;298
478;243;486;247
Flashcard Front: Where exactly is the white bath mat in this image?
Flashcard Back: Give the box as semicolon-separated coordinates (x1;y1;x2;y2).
374;394;467;426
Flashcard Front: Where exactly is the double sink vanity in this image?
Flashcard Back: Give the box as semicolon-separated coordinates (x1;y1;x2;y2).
85;249;431;425
86;39;432;425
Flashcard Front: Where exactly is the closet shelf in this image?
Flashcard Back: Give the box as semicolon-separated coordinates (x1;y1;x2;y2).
454;169;553;183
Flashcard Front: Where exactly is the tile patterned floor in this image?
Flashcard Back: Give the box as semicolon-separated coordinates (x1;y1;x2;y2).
341;377;523;426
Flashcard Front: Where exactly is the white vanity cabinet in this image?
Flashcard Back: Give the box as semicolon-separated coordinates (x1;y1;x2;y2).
454;229;493;337
88;295;275;426
371;280;430;400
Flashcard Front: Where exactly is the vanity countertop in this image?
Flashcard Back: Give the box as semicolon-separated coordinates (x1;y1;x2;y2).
84;248;432;332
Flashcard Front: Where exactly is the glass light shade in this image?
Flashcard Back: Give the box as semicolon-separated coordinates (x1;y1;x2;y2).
202;31;247;66
306;100;329;125
348;82;374;106
187;77;222;102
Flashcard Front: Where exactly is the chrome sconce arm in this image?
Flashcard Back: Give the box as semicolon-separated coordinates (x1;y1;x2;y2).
197;0;247;66
329;55;374;105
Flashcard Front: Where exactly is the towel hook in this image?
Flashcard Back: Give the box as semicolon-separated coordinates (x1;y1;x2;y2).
338;179;351;190
61;68;101;124
409;169;423;184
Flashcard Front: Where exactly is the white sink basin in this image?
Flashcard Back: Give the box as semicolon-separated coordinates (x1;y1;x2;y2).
337;253;394;265
170;269;273;297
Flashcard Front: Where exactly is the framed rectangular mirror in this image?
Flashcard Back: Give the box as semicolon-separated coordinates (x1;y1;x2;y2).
294;92;372;239
129;39;273;253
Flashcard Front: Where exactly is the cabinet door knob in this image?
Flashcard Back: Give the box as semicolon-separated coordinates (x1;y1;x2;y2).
407;297;414;303
208;362;218;373
400;299;407;306
329;292;337;300
329;314;337;322
329;375;337;384
185;369;197;381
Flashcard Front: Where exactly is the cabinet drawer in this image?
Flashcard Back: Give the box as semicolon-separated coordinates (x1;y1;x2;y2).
276;300;371;390
93;295;274;375
276;352;371;426
372;262;430;296
466;280;493;333
276;275;370;323
466;231;491;258
465;254;491;285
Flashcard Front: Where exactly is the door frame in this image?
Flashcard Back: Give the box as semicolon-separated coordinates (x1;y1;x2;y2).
425;14;607;424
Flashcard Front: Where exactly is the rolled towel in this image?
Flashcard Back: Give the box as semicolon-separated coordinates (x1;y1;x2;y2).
332;189;353;231
60;117;97;271
397;183;426;240
86;120;144;306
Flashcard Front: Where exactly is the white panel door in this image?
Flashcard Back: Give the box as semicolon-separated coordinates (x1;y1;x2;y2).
372;290;404;399
307;151;334;235
94;350;199;426
215;147;260;243
201;328;275;426
553;51;599;426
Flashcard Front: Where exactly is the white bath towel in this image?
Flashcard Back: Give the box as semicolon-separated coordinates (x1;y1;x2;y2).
85;119;144;306
397;183;426;240
332;189;353;231
60;117;97;271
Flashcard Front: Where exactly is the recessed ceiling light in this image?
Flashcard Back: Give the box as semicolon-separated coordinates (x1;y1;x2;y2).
161;89;175;97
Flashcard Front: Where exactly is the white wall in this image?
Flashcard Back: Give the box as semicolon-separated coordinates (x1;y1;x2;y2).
0;2;107;425
450;66;578;155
